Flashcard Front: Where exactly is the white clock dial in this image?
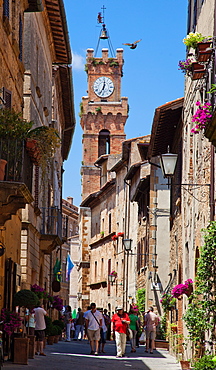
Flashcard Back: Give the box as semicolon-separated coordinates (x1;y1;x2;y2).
93;76;114;98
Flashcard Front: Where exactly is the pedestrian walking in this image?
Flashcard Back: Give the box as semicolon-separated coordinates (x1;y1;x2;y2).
64;305;72;342
34;303;48;356
103;309;111;340
83;305;91;340
85;302;102;355
144;306;159;354
25;308;35;336
98;308;107;353
111;306;130;358
129;308;139;352
74;307;85;340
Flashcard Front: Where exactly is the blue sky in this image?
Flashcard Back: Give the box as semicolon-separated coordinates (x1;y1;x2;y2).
62;0;188;206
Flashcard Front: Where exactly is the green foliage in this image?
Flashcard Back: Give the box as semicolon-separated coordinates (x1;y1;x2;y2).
183;222;216;347
157;314;166;340
14;289;39;309
183;32;205;49
160;292;176;311
207;84;216;94
0;109;33;139
52;319;64;331
95;107;102;113
136;288;145;312
194;355;216;370
45;316;59;336
79;102;84;118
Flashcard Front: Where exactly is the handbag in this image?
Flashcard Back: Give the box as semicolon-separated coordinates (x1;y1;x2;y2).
127;327;133;340
139;330;146;344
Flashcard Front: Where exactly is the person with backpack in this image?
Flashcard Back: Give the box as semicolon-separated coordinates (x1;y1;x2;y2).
74;307;85;341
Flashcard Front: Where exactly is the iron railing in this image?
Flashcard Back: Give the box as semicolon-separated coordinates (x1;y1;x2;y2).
0;138;33;192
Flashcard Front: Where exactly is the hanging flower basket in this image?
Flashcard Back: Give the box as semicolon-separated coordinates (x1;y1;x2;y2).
191;62;206;80
171;279;193;299
110;270;117;277
197;41;212;62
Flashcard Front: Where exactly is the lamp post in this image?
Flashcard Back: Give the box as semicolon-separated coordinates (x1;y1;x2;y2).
122;238;133;312
108;274;116;286
77;292;82;301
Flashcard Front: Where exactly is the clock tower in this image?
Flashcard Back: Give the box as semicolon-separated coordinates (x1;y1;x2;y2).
81;47;128;200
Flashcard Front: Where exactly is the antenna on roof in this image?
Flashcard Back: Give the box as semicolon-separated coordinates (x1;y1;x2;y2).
95;5;115;57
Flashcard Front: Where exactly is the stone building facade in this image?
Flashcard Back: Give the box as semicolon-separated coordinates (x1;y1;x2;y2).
0;0;75;314
0;0;43;312
61;197;79;307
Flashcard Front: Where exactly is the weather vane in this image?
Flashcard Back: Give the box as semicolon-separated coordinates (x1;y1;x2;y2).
95;5;115;57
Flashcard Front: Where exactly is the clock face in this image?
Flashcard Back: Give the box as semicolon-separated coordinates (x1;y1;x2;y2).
93;77;114;98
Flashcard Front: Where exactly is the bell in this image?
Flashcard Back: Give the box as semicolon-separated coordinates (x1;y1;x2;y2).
100;24;108;39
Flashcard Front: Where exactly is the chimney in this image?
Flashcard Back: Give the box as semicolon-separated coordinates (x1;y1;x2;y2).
67;196;73;205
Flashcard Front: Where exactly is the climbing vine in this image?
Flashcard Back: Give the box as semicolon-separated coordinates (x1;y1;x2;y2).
183;222;216;348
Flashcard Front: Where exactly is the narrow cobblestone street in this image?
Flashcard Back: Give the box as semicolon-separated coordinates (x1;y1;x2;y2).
3;339;181;370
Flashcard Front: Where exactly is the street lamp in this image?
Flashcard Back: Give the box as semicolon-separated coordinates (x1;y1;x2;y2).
77;292;82;300
122;238;133;252
159;147;178;178
108;274;116;286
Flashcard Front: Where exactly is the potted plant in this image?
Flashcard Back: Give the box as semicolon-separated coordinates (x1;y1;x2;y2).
160;292;176;311
191;102;212;134
191;61;206;80
197;40;212;62
100;231;104;238
13;289;39;362
171;279;193;299
183;32;205;49
178;58;193;74
112;234;118;241
0;108;33;181
26;126;61;170
45;317;58;345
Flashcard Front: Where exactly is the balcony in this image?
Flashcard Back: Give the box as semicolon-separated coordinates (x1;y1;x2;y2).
40;207;62;254
0;139;33;225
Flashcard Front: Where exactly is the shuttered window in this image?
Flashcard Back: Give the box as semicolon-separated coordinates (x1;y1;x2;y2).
19;15;23;61
3;0;9;18
3;88;12;109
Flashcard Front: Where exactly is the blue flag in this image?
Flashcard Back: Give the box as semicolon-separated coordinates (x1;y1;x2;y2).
66;254;74;282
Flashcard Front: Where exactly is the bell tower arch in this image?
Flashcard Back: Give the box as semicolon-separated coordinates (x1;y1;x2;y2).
80;47;128;200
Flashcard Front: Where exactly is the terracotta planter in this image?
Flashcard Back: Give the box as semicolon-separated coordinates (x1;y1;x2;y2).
180;360;190;369
197;41;212;62
54;335;59;343
27;335;35;359
47;335;55;345
0;159;7;180
26;138;41;165
155;339;169;350
191;62;206;80
13;337;30;365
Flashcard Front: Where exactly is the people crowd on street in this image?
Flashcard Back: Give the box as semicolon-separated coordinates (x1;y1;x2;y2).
59;302;160;359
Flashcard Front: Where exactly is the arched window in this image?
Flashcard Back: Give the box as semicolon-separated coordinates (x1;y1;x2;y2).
98;129;110;157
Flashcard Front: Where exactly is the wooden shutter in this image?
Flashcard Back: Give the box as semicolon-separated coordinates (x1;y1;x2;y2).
3;88;12;109
3;0;9;18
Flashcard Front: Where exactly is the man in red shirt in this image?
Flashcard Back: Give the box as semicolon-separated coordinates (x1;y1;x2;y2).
111;307;130;358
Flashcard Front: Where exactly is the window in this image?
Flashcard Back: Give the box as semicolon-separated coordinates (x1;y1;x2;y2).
3;0;9;18
98;129;110;157
19;15;23;61
108;259;111;296
108;213;111;234
3;88;12;109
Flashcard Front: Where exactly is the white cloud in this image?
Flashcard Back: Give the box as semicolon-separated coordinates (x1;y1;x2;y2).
72;52;85;71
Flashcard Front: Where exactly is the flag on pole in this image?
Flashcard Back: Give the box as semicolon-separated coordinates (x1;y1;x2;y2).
66;253;74;282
